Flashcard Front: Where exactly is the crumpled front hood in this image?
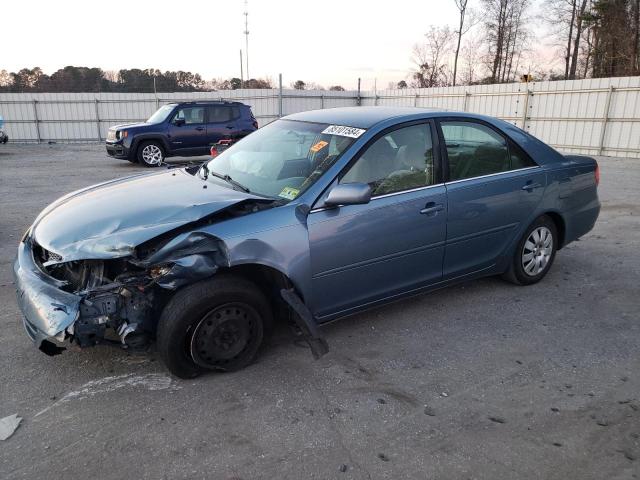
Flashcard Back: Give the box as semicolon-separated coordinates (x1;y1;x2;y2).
31;169;260;261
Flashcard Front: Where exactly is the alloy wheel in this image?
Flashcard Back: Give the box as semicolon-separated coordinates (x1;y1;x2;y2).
522;226;553;276
141;144;163;165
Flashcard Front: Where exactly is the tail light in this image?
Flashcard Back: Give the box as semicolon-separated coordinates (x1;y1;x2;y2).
594;162;600;186
252;120;259;129
210;146;218;158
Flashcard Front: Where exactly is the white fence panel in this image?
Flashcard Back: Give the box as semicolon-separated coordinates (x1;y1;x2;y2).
1;76;639;157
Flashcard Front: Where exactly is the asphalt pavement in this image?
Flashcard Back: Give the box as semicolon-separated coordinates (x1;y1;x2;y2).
0;144;638;479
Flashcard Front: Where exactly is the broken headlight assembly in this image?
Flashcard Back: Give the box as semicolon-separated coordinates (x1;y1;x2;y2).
149;264;172;280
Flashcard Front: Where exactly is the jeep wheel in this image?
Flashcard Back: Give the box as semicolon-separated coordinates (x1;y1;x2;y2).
156;275;272;378
137;141;164;167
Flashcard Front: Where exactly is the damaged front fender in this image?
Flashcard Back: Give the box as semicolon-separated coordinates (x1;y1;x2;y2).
153;254;220;290
137;231;228;290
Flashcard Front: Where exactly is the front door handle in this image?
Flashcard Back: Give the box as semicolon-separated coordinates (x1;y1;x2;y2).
420;202;444;215
226;125;234;129
522;181;543;192
195;126;205;131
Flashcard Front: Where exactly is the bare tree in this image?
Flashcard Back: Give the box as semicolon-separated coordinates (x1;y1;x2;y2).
452;0;480;85
460;34;483;84
569;0;589;78
543;0;590;79
453;0;469;86
482;0;531;83
411;26;454;88
633;0;640;73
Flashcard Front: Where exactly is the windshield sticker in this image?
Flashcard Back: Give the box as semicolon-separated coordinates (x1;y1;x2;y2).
278;186;300;200
310;140;329;153
321;125;366;138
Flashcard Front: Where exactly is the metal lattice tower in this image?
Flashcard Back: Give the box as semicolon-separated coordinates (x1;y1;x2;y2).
243;0;249;82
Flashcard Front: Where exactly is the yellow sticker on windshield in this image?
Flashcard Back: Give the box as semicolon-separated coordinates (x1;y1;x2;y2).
278;187;300;200
310;140;328;153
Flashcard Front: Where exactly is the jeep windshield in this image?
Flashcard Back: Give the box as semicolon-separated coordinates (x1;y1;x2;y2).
146;104;175;124
203;119;362;201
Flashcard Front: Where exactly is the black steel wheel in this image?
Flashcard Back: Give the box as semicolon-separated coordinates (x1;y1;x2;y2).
157;275;271;378
189;302;261;370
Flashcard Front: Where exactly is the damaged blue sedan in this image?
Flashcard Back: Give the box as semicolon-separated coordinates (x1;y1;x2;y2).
13;107;601;378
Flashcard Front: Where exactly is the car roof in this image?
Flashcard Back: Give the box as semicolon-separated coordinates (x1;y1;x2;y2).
283;106;449;128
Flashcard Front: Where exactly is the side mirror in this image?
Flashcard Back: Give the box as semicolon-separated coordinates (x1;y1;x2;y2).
325;182;372;207
173;118;186;127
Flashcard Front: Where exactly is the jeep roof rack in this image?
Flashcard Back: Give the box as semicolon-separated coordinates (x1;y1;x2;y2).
178;100;244;106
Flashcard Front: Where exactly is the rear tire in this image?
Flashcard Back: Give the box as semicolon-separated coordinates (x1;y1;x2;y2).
136;141;164;167
503;215;558;285
156;275;272;379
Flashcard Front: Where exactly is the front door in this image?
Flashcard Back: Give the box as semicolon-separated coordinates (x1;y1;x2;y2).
308;121;447;319
438;119;545;277
167;106;207;153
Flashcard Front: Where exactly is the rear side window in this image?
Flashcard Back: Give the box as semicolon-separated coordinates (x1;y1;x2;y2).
441;121;535;181
509;139;537;170
207;106;234;123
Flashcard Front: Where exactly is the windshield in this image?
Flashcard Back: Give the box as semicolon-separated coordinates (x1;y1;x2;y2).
146;105;175;124
204;119;362;200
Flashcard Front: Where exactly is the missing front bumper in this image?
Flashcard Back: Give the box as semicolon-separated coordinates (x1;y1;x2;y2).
13;241;81;347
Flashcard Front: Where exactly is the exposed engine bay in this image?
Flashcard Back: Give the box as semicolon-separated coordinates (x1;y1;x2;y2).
27;197;280;354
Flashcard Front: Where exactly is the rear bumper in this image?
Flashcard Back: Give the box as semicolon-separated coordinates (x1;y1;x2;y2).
564;198;601;245
12;240;81;347
105;141;131;159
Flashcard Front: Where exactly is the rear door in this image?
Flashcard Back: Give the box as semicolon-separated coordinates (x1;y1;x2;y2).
167;106;207;153
438;119;545;278
308;121;447;319
206;105;239;145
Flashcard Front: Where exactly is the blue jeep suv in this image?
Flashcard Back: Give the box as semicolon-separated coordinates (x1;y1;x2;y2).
106;101;258;166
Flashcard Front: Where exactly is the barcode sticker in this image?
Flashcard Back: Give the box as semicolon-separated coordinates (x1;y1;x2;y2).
321;125;366;138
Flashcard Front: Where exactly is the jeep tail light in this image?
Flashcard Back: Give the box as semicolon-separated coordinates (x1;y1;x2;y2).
594;162;600;186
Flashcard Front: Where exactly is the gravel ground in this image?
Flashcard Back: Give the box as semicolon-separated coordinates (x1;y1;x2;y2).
0;143;638;480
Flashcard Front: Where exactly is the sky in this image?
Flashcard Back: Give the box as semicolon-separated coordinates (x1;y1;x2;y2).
3;0;556;90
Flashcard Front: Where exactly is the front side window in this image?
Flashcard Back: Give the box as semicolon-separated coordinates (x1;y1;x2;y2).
341;123;435;196
173;107;205;125
441;121;534;181
203;120;358;200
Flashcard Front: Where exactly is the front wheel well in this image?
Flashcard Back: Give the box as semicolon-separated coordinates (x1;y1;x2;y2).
543;212;566;249
220;264;295;324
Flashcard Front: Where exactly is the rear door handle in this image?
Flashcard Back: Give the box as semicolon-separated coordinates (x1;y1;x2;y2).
420;202;444;215
522;181;543;192
226;125;235;129
195;126;205;131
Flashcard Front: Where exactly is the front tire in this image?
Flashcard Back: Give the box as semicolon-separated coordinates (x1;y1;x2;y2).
156;275;272;378
503;215;558;285
136;141;164;167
